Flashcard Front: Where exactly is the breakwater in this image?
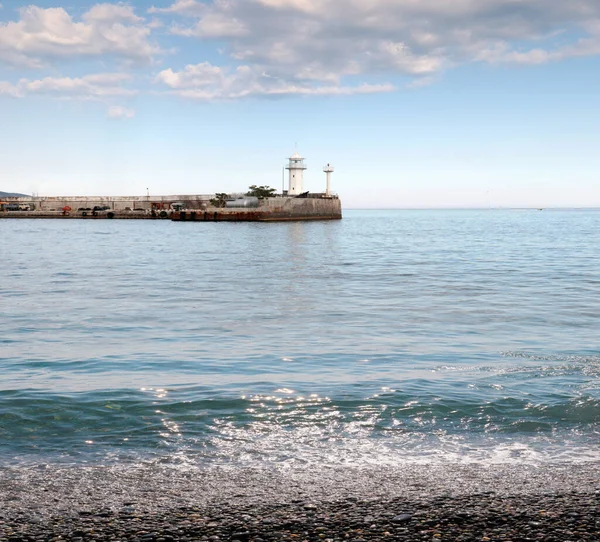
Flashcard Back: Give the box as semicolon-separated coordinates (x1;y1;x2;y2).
0;194;210;213
173;197;342;221
0;195;342;221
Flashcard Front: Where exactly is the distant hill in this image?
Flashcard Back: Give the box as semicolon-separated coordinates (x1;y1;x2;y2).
0;191;28;198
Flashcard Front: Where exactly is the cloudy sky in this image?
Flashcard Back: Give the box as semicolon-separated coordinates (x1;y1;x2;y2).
1;0;599;207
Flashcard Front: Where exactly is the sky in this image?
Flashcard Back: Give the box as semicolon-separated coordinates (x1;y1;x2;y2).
1;0;599;208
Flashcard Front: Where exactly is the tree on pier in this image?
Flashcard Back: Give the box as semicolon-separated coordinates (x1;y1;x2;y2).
210;193;230;207
246;185;276;199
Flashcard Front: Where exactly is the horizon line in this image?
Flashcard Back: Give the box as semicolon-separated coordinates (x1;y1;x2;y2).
342;206;600;211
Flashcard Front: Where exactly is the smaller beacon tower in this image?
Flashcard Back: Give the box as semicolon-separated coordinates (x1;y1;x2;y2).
323;163;334;196
286;152;307;196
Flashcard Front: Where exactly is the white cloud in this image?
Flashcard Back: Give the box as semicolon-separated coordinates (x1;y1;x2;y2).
3;0;600;104
476;29;600;66
151;1;247;37
0;81;21;97
170;13;247;38
148;18;164;29
149;0;205;16
156;62;225;88
0;72;136;100
378;42;444;75
83;3;143;24
107;105;135;119
151;0;600;96
0;4;159;68
156;61;395;99
24;73;136;98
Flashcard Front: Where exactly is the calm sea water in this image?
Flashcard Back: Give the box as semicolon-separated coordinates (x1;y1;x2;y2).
1;210;599;468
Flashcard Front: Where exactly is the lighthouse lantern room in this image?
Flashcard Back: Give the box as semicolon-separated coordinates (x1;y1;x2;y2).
286;152;307;196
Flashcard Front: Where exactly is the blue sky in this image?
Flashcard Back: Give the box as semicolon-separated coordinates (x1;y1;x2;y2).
1;0;599;208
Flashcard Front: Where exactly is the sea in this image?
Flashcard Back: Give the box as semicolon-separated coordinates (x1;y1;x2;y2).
1;210;599;472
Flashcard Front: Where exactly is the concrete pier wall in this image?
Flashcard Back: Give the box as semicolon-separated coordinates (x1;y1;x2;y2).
259;196;342;220
174;197;342;222
1;195;342;221
1;194;212;212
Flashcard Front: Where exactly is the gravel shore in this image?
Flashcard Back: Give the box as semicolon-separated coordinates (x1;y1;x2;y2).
1;463;599;541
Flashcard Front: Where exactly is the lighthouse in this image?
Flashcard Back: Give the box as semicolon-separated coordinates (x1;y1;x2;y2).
323;163;334;196
286;152;307;195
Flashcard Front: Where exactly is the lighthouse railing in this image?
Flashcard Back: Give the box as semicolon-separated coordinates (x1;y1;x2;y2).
286;160;307;168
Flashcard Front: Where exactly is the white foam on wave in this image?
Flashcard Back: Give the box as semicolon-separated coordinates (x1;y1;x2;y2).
160;422;600;469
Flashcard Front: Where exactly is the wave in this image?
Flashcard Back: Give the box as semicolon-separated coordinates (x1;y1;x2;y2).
1;387;598;467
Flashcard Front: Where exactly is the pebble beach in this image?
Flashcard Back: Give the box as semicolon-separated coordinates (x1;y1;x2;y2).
1;464;599;541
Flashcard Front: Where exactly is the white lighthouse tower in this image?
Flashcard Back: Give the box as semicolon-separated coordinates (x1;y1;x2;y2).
286;152;307;196
323;163;334;196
